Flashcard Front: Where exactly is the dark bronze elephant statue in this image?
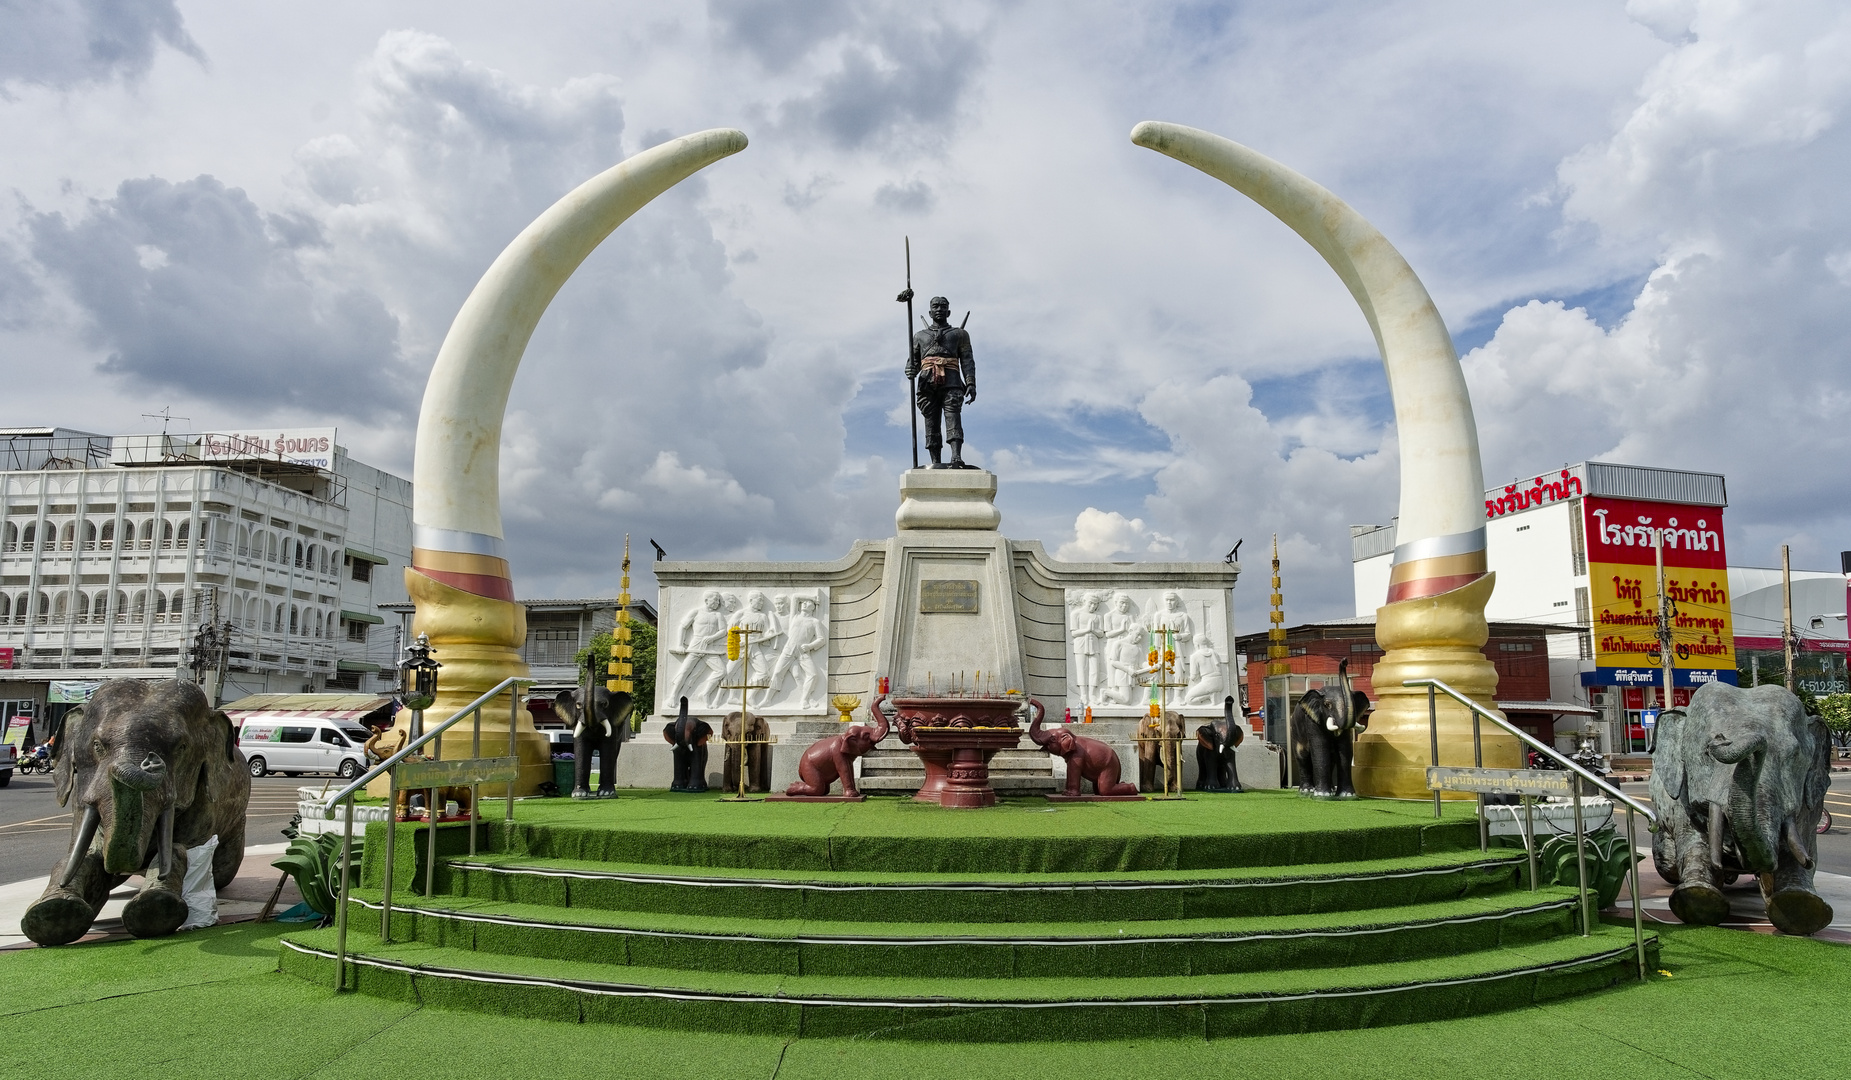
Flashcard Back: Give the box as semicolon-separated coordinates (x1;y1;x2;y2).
663;697;713;793
23;680;250;946
556;660;634;800
1291;660;1371;798
1650;681;1833;935
1195;695;1245;792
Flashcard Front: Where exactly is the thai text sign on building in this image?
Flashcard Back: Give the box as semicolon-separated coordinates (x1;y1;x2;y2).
198;428;338;469
1583;496;1736;687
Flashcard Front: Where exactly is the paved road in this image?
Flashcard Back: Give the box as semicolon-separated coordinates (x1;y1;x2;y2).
1617;771;1851;876
0;774;315;886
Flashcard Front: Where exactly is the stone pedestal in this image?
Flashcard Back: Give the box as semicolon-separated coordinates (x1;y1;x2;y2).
877;470;1026;696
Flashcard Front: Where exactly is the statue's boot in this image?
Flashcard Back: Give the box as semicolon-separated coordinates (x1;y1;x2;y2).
948;439;971;469
927;445;946;469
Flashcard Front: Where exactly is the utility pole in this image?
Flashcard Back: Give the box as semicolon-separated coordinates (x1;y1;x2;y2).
215;618;233;707
1654;530;1674;754
1782;544;1796;692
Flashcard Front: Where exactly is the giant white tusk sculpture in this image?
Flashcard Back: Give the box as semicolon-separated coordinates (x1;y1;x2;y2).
1130;121;1517;797
394;128;748;795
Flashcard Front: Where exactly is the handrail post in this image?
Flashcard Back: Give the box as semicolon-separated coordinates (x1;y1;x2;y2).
425;718;441;898
1627;804;1646;978
381;768;397;942
506;685;518;827
1523;795;1538;892
1472;711;1486;852
334;796;354;990
1427;684;1441;820
469;705;481;857
1573;775;1590;936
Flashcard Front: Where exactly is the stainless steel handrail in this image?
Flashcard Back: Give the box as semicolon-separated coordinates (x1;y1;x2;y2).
1405;677;1652;980
326;675;535;992
324;676;534;808
1404;679;1655;826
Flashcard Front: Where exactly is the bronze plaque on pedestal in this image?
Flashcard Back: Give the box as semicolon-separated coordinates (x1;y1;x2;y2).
919;579;980;614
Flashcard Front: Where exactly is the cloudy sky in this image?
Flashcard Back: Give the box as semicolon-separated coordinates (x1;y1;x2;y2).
1;0;1846;635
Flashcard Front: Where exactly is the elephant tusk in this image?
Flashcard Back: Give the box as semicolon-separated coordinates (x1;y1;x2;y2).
155;805;174;879
1708;802;1726;869
59;804;101;888
409;129;748;599
1784;818;1814;870
1129;122;1486;603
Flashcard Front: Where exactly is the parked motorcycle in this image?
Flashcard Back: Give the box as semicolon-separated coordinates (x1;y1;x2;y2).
15;745;52;775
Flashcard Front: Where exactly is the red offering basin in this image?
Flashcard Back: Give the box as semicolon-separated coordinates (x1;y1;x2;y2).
875;695;1044;808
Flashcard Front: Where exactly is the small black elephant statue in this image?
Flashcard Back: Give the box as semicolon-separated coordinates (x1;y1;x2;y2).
1195;695;1245;793
663;696;713;793
556;658;634;800
23;680;250;946
1291;659;1371;798
1651;681;1833;935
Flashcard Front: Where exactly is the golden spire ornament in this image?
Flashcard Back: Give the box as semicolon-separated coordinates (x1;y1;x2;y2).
610;536;635;704
1267;534;1288;676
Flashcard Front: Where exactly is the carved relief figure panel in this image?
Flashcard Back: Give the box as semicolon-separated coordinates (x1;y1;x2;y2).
660;586;832;714
1062;588;1230;713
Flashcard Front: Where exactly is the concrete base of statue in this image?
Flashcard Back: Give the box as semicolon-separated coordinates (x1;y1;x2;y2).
1353;573;1522;799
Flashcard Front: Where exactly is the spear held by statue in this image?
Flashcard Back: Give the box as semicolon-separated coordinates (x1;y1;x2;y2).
897;237;919;470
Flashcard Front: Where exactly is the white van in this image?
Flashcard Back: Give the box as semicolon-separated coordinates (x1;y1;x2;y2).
238;719;373;779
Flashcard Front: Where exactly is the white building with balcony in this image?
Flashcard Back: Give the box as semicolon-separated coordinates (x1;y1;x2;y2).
0;427;411;740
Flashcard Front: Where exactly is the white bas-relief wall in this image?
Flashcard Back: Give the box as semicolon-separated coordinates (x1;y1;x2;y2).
659;586;832;715
1064;588;1232;715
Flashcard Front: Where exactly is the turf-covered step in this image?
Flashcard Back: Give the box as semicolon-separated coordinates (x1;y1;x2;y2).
278;924;1656;1041
344;886;1582;979
414;791;1487;876
435;848;1528;924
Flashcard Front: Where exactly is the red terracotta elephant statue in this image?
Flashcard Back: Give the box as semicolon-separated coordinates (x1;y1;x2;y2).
785;700;891;798
1028;707;1138;797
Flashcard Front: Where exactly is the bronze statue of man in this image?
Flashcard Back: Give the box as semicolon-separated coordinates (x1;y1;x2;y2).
906;296;976;468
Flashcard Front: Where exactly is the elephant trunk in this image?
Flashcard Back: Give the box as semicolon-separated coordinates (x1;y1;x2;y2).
869;699;890;745
58;804;101;888
1725;751;1780;874
102;773;154;876
1027;704;1053;748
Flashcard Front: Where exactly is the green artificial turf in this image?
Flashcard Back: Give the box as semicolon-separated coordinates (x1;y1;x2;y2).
274;921;1650;1040
441;848;1526;923
343;885;1579;979
3;920;1844;1078
366;790;1484;880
